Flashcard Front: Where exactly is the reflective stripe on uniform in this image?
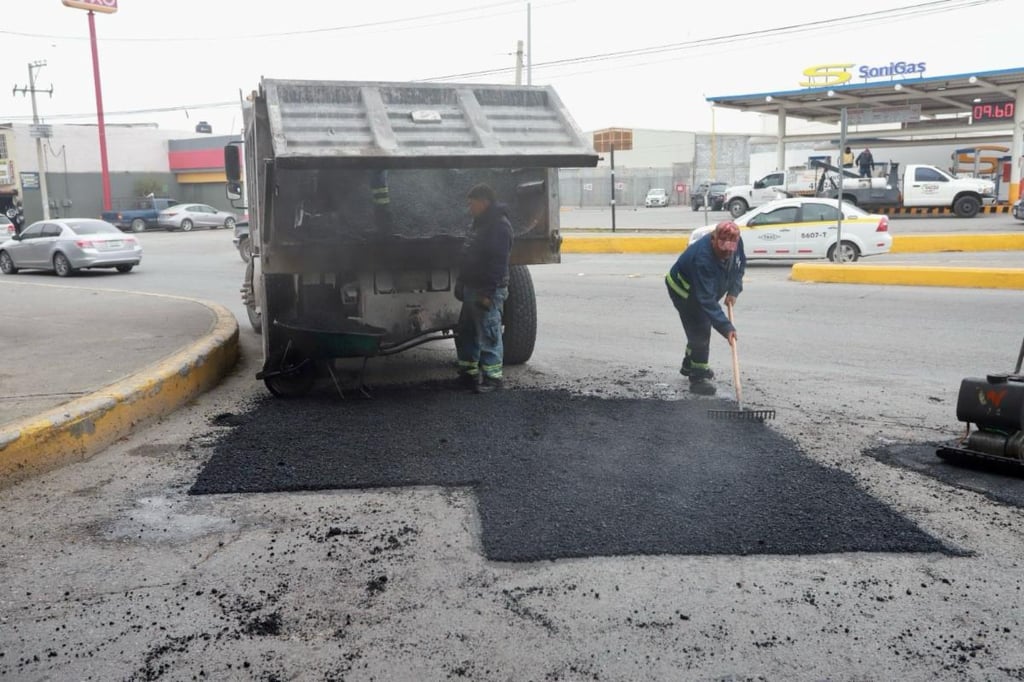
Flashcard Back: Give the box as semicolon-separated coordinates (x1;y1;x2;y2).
372;188;390;205
481;363;503;379
665;272;689;299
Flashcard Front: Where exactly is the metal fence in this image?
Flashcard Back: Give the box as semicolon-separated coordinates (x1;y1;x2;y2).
559;167;689;208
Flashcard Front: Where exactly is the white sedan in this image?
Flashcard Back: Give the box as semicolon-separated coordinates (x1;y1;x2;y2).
688;197;892;262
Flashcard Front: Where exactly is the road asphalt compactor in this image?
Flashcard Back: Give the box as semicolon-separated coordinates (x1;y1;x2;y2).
225;79;598;397
938;338;1024;469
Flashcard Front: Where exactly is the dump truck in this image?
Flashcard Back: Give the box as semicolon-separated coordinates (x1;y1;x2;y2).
224;79;598;396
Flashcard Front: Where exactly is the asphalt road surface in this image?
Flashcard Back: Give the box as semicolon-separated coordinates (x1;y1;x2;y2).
3;229;1024;680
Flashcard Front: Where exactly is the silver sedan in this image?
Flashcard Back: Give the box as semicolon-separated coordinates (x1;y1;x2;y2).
0;219;143;277
157;203;237;232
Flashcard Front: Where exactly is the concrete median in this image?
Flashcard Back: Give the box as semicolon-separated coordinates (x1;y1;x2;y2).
0;284;239;486
791;263;1024;290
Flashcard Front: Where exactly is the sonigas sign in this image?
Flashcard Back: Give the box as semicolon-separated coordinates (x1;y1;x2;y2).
62;0;117;13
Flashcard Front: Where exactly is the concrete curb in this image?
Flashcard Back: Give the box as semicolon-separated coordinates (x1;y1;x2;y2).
561;232;1024;255
0;289;239;486
790;263;1024;290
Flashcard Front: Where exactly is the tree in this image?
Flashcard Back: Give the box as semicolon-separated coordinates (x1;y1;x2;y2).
133;176;166;197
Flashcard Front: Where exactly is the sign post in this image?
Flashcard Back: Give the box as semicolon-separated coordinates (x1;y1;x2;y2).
63;0;117;211
836;108;847;263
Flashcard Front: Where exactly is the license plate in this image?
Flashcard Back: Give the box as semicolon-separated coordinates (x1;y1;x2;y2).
105;241;123;248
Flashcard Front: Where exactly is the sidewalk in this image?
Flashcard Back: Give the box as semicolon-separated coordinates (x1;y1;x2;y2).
0;282;218;427
0;279;238;485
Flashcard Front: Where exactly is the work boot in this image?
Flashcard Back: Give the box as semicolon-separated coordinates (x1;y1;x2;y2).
457;372;479;390
475;375;503;394
680;357;714;380
689;377;717;396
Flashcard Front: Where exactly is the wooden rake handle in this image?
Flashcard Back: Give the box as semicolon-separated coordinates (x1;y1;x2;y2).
727;302;742;410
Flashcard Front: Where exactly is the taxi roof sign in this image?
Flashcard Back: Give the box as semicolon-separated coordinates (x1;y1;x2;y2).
62;0;118;13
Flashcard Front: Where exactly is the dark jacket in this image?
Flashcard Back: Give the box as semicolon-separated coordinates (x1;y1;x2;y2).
458;203;513;295
856;150;873;168
666;234;745;337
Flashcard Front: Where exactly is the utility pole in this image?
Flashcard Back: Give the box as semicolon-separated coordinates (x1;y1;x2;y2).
515;40;524;86
610;144;616;232
13;60;53;220
526;2;532;85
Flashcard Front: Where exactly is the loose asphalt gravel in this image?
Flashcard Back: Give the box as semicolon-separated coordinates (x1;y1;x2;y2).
192;385;953;561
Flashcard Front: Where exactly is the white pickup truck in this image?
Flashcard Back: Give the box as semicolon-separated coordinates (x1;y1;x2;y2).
723;163;995;218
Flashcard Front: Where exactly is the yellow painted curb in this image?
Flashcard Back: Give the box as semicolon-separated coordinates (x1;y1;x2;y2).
891;233;1024;253
791;263;1024;290
562;236;689;254
0;288;239;486
561;232;1024;255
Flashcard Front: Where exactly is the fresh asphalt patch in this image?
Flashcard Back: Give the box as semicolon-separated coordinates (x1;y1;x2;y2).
868;442;1024;509
191;387;954;561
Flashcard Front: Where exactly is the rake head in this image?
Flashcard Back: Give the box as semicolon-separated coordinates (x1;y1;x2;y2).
708;408;776;422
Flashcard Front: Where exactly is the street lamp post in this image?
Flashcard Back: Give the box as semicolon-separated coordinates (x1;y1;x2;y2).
63;0;117;212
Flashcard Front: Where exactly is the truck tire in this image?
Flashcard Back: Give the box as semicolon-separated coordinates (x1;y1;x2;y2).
130;218;146;233
243;258;263;334
953;195;981;218
502;264;537;366
841;194;858;206
728;198;748;218
237;236;252;263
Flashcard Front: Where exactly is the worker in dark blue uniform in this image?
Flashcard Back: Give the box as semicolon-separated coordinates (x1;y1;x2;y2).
665;221;746;395
454;184;514;393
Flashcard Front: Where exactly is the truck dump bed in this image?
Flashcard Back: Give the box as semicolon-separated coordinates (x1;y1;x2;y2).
263;79;598;169
248;79;598;272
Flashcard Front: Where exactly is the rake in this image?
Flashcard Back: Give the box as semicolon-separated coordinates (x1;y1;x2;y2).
708;303;776;423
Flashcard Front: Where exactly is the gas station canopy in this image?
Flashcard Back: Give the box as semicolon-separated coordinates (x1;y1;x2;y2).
706;66;1024;125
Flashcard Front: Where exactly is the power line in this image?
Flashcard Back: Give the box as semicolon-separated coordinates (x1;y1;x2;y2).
0;0;555;43
420;0;1002;81
2;0;1003;123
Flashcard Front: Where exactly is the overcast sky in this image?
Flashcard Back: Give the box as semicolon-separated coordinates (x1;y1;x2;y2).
2;0;1020;139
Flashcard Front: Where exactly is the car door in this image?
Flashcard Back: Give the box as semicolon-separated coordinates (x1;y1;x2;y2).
9;223;45;267
195;205;217;228
753;173;786;205
902;166;950;207
39;223;64;267
743;204;800;257
794;202;843;258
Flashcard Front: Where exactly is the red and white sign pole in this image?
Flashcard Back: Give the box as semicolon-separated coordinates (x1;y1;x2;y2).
63;0;116;211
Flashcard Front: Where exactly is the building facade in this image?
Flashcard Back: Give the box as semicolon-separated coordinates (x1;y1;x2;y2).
0;123;239;224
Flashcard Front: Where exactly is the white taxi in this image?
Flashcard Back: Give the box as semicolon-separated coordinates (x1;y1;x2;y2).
688;197;892;262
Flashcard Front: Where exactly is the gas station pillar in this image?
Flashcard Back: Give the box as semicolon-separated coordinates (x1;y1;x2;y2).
1011;85;1024;205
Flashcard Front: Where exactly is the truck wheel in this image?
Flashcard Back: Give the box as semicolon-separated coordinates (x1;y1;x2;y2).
841;194;858;206
828;240;860;263
238;236;252;263
728;199;748;218
243;258;262;334
953;195;980;218
502;264;537;366
130;218;146;233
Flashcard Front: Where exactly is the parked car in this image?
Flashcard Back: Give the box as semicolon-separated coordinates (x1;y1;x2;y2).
691;181;728;211
233;215;252;263
687;197;891;262
157;204;237;232
0;219;142;276
645;188;669;207
1013;199;1023;221
0;216;15;240
101;197;178;233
